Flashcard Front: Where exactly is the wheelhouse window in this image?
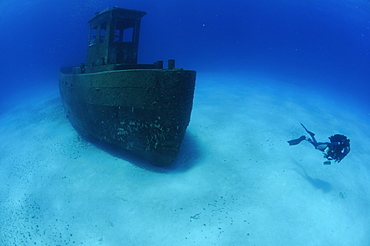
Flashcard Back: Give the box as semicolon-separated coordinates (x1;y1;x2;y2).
89;26;98;46
123;27;133;42
114;19;134;43
89;22;107;45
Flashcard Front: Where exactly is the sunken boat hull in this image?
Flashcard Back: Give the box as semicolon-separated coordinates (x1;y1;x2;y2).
59;68;195;165
59;7;196;165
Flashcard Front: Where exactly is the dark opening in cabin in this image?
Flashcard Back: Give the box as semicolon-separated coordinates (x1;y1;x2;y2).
114;21;134;43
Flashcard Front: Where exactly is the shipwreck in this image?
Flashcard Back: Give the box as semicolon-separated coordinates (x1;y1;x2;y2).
59;7;196;166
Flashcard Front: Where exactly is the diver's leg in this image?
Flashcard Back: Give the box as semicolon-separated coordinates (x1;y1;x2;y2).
308;139;329;151
310;134;319;145
307;138;320;148
315;143;329;151
301;123;319;143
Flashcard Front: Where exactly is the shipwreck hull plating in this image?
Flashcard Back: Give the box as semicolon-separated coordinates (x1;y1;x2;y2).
59;69;196;165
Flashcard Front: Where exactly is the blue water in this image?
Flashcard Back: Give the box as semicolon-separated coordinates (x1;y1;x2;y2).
0;0;369;114
1;0;370;245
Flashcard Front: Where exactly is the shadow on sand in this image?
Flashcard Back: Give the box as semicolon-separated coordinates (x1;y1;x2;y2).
85;131;201;173
293;162;332;193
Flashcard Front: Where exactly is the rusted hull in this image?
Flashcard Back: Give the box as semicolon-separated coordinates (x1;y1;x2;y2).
59;68;196;166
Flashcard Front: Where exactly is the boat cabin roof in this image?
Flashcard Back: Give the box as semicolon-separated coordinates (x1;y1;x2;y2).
88;7;146;27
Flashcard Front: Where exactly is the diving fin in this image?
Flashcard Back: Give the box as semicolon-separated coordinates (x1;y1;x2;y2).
301;123;315;139
287;135;306;146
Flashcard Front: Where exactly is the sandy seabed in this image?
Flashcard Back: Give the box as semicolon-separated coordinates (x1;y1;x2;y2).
1;72;369;246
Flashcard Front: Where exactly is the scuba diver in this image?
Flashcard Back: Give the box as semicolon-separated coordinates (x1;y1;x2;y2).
288;123;350;165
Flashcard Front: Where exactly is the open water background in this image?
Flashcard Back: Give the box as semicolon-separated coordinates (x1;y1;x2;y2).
0;0;369;115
